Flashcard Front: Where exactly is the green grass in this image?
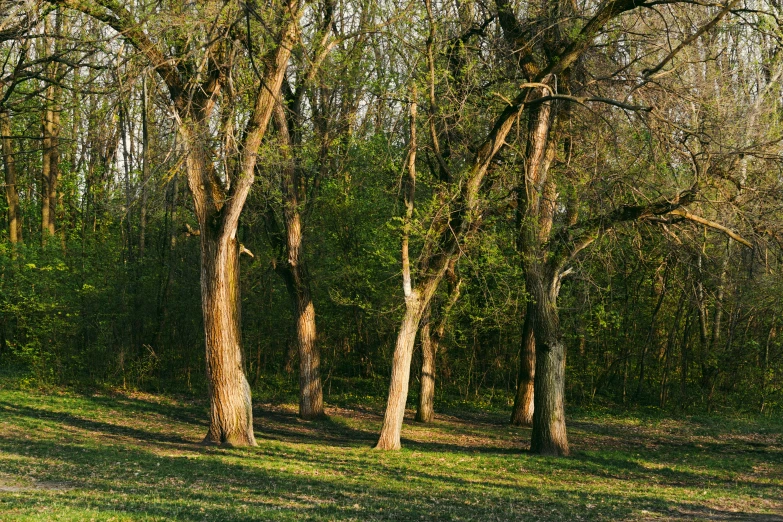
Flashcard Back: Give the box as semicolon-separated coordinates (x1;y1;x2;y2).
0;385;781;521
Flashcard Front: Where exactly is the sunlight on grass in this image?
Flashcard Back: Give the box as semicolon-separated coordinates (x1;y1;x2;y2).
0;388;781;521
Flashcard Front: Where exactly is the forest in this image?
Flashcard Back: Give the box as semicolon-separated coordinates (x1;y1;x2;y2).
1;0;782;519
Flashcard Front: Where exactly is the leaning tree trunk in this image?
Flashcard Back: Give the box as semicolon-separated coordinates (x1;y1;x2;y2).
416;314;437;423
511;302;535;426
1;110;21;243
200;226;256;446
529;270;569;456
376;289;428;449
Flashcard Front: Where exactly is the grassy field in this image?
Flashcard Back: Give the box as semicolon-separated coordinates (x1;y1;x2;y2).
0;386;781;521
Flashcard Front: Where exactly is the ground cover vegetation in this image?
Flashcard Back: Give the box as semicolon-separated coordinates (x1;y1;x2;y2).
1;0;783;516
0;388;781;520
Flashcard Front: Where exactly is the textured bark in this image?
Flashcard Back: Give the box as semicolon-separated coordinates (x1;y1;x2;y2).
1;110;21;243
416;316;436;423
50;0;301;445
416;271;461;423
278;218;323;419
376;289;427;449
41;14;62;241
273;103;324;419
529;270;569;456
511;302;535;426
377;94;424;449
200;225;256;446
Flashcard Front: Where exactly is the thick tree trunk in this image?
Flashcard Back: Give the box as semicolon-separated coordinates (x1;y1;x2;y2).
529;271;569;456
416;315;436;423
1;110;21;243
376;289;427;449
200;228;256;446
511;302;535;426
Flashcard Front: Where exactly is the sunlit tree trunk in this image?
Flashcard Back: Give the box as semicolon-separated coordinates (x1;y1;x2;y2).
511;302;535;426
416;313;436;423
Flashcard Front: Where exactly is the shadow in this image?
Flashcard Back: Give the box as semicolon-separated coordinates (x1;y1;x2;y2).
0;400;194;445
1;392;781;521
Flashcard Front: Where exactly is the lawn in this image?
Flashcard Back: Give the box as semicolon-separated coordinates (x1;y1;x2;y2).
0;386;781;521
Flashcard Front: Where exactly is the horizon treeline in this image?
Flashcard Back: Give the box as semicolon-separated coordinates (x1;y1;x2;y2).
1;0;782;454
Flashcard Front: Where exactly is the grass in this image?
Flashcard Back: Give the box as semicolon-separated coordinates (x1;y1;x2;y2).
0;385;781;521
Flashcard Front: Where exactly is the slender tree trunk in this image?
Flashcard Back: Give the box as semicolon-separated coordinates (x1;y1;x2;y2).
529;269;569;456
511;302;535;426
279;245;323;419
1;110;21;243
139;77;150;258
416;268;460;423
273;103;324;419
376;288;429;449
416;312;436;422
41;13;62;242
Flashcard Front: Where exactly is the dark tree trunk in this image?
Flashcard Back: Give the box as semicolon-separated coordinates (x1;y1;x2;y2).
139;77;150;258
1;110;21;243
511;302;535;426
529;269;569;456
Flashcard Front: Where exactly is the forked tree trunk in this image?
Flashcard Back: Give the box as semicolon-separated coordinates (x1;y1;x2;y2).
529;271;569;456
416;316;436;422
376;289;428;449
1;110;21;243
511;302;535;426
200;227;256;446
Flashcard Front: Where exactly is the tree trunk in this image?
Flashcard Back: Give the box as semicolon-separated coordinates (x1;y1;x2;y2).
511;302;535;426
279;250;323;419
416;313;436;422
1;110;21;243
200;227;256;446
376;289;427;449
41;13;62;242
139;77;150;258
415;268;460;423
273;103;324;419
529;270;569;456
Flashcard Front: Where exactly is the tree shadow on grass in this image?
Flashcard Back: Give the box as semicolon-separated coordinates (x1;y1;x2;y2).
0;400;194;445
1;393;781;521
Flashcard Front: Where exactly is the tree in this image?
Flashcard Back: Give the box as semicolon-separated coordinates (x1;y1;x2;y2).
50;0;303;445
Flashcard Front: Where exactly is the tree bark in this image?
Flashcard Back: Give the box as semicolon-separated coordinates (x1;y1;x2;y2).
139;76;149;258
272;103;324;419
529;269;569;456
1;110;21;243
511;302;535;426
376;288;428;449
41;13;61;241
416;267;460;423
199;223;256;446
416;313;436;423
